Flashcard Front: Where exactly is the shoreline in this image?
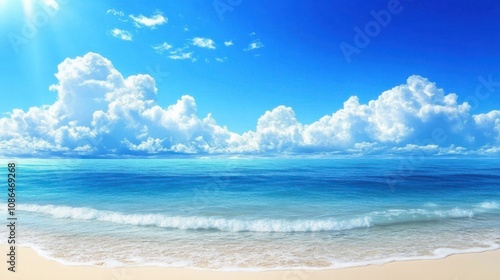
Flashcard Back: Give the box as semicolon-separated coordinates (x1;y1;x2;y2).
2;246;500;280
18;244;500;271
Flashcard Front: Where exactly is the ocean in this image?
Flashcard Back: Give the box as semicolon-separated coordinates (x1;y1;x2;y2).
2;157;500;270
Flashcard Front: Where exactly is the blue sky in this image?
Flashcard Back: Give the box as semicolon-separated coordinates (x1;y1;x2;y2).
1;0;500;157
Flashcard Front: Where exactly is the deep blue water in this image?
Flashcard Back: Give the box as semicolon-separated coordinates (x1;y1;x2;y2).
2;158;500;269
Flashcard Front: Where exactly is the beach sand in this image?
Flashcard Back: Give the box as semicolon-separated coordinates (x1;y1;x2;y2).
1;246;499;280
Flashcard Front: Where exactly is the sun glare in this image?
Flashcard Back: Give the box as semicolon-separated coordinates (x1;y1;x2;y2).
12;0;59;19
21;0;35;18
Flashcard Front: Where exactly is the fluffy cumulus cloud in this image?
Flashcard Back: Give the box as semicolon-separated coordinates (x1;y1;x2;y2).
473;111;500;143
302;77;473;150
0;53;238;157
1;53;500;157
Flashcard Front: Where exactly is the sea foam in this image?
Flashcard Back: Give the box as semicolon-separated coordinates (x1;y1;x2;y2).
15;203;372;232
479;201;500;209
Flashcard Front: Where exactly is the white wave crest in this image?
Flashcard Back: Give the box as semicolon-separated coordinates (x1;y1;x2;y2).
370;207;475;222
11;203;480;232
16;204;372;232
478;201;500;209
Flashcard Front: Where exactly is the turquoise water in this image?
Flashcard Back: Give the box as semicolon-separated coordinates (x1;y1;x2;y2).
2;158;500;269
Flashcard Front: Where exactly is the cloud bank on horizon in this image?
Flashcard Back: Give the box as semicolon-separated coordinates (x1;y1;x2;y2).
1;52;499;157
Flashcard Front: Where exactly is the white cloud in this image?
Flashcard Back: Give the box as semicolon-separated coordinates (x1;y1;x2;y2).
244;40;264;51
302;76;472;150
192;37;216;49
130;11;167;29
224;41;234;47
1;53;499;157
473;110;500;142
123;137;166;153
168;52;194;61
152;42;173;54
477;146;500;154
110;28;133;41
167;47;196;62
254;106;304;151
107;9;124;17
0;53;233;156
41;0;59;10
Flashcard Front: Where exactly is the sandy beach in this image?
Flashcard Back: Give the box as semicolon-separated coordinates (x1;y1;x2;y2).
1;246;499;280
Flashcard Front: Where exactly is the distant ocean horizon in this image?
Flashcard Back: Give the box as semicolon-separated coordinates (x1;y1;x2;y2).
2;157;500;270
